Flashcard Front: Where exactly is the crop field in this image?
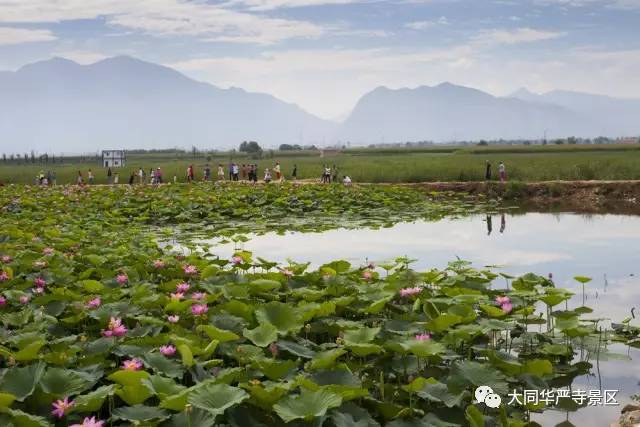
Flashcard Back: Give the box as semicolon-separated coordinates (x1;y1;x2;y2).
0;183;637;426
2;144;640;184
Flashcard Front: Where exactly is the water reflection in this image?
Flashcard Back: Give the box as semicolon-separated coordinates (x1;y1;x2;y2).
190;212;639;427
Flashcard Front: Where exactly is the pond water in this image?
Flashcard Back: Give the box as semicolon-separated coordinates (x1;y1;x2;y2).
194;212;640;426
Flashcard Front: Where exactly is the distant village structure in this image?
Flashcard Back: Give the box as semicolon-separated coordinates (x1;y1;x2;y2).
101;150;126;168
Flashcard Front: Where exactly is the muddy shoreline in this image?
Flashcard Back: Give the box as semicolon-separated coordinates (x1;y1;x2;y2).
404;180;640;214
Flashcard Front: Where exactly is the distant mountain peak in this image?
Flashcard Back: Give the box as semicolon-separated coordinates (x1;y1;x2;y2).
510;87;539;98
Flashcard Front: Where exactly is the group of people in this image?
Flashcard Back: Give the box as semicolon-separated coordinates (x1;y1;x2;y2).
485;161;508;182
35;170;57;186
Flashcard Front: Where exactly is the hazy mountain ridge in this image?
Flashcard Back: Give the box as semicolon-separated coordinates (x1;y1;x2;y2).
0;56;335;153
0;56;638;153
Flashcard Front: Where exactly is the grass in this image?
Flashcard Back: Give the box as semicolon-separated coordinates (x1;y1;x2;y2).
2;144;640;184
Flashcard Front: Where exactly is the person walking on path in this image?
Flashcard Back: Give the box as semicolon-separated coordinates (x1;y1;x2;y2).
128;171;135;185
274;162;282;182
264;168;272;183
485;161;492;181
232;163;240;181
77;171;84;185
217;164;225;181
107;167;112;184
87;169;94;185
331;165;338;183
138;168;145;184
498;162;507;183
187;165;195;183
204;164;211;181
241;164;247;181
156;167;164;184
114;173;119;185
292;164;298;181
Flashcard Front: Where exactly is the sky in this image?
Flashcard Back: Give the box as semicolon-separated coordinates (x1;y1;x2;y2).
0;0;639;120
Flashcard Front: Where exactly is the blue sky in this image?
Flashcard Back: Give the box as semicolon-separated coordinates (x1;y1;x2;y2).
1;0;639;119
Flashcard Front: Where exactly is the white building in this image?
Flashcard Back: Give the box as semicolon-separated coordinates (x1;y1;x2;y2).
102;150;126;168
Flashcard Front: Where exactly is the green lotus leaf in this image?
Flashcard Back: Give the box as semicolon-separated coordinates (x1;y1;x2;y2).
464;405;485;427
112;404;170;422
72;385;116;413
141;375;186;400
255;302;302;334
451;361;508;395
478;304;507;318
248;279;281;293
79;279;104;292
330;402;381;427
116;385;153;406
402;339;445;357
416;382;467;408
343;327;380;345
39;368;95;397
522;359;553;376
573;276;592;284
254;359;298;380
188;383;249;418
5;408;50;427
177;344;194;367
107;369;150;386
0;362;46;401
308;348;347;371
142;353;185;378
274;389;343;423
245;383;291;410
13;340;46;362
0;392;16;410
197;324;241;342
243;323;278;347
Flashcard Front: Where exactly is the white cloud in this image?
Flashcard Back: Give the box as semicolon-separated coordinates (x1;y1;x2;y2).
225;0;365;11
0;26;56;45
535;0;640;9
473;27;566;45
51;50;109;64
405;16;448;30
0;0;324;44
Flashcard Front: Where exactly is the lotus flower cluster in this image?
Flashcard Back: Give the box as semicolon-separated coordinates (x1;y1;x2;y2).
496;295;513;313
153;259;166;269
71;416;104;427
51;397;74;418
86;297;101;309
191;303;208;316
159;345;177;356
0;255;11;263
122;358;143;371
176;282;190;293
399;286;422;297
183;264;198;275
102;317;127;337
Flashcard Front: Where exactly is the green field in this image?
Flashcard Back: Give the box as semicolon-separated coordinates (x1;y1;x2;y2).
2;144;640;184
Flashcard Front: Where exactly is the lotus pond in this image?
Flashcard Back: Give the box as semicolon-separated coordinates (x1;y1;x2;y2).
0;183;638;427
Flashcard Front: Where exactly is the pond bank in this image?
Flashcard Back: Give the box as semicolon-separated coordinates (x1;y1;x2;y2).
405;180;640;213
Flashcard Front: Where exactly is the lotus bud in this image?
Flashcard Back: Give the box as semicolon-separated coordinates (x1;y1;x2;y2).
304;324;311;333
250;379;261;386
236;346;244;353
80;335;87;342
8;356;15;366
335;337;344;345
185;404;192;413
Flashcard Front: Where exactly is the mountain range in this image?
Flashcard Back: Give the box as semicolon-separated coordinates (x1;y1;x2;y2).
0;56;638;153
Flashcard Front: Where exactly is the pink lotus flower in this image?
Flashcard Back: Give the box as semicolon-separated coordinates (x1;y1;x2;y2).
33;287;44;295
122;358;143;371
191;304;208;316
176;283;190;293
0;296;6;306
86;297;101;309
231;256;243;265
159;345;176;356
71;416;105;427
399;287;422;297
415;333;431;341
167;315;180;323
1;255;12;263
362;270;373;281
501;302;513;313
153;260;166;269
495;295;511;305
191;292;206;301
51;397;74;418
20;295;30;304
34;277;46;288
269;342;279;357
0;271;8;282
170;292;184;301
281;269;294;278
33;260;47;268
183;264;198;275
116;274;128;285
43;247;55;256
102;317;127;337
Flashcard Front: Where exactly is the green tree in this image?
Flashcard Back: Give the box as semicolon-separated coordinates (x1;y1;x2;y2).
239;141;262;153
